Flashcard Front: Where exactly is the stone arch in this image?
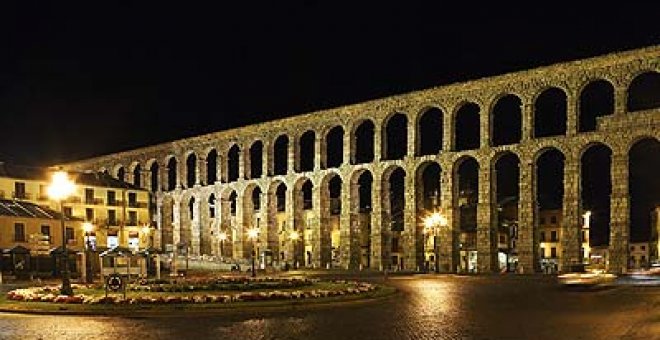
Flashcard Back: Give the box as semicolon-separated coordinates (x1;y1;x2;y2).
114;165;126;182
491;94;522;146
319;171;343;267
628;137;660;268
453;155;479;272
352;119;375;164
382;165;406;270
534;87;567;138
265;180;287;265
578;79;615;132
130;162;142;188
325;126;344;169
416;107;443;156
227;144;240;182
179;194;196;254
416;161;442;211
298;130;315;172
206;148;218;184
249;140;263;179
166;156;178;191
580;143;612;247
382;112;408;160
273;134;289;176
146;159;159;192
627;71;660;112
454;102;481;151
492;151;521;272
534;147;565;272
185;152;197;188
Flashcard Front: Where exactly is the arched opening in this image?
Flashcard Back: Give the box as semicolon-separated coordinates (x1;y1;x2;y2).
628;138;660;269
186;153;197;188
251;186;263;212
494;152;520;272
161;196;174;249
387;167;406;270
418;162;441;211
228;191;237;216
208;194;216;218
534;87;567;138
167;157;177;191
579;80;614;132
354;170;373;268
227;144;240;182
536;148;565;273
627;71;660;112
299;131;315;172
273;135;289;176
149;162;159;192
455;103;480;151
116;167;126;182
417;108;443;156
250;141;263;179
301;180;313;210
353;120;375;164
455;157;479;272
491;95;522;146
581;144;612;248
132;164;142;188
276;183;286;212
325;126;344;168
383;113;408;160
292;178;313;267
207;149;218;184
329;175;342;215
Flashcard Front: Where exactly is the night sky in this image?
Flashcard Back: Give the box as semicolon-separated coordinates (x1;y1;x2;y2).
1;3;659;242
1;3;659;165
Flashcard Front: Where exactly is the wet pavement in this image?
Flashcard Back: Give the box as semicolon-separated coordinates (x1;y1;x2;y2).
0;275;658;339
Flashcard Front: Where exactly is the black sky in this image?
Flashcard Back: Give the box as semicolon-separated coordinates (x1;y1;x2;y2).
1;3;659;165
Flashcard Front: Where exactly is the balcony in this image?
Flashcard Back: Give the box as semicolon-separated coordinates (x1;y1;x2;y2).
107;200;124;207
85;198;104;205
12;192;31;200
128;201;148;208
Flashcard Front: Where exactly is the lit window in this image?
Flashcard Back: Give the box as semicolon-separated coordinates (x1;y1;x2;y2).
14;223;25;242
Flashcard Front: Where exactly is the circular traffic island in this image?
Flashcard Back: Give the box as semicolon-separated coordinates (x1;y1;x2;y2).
1;276;395;315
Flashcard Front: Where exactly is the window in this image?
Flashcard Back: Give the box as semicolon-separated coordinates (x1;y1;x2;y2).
128;211;137;225
107;191;116;205
550;216;557;224
65;227;75;242
14;182;26;199
85;208;94;221
41;225;51;242
64;207;72;217
391;237;399;252
581;231;586;242
108;210;117;225
499;235;506;243
85;188;94;204
550;231;557;242
14;223;25;242
641;245;646;251
128;192;137;207
540;247;545;258
128;231;139;251
540;217;546;225
550;247;557;258
631;246;636;251
107;230;119;248
540;231;546;242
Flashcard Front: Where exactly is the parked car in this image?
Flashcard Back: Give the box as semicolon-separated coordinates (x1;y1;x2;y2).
557;264;616;287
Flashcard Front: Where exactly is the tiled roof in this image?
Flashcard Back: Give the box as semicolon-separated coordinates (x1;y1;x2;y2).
0;199;79;220
0;162;143;190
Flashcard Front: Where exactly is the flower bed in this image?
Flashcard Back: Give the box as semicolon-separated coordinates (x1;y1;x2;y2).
5;279;378;306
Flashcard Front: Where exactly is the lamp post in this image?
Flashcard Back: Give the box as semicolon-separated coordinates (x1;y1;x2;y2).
423;212;448;273
218;231;227;259
47;171;76;296
247;227;260;277
82;222;94;283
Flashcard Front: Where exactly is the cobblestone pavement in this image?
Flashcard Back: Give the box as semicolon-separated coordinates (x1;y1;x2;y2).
0;275;658;340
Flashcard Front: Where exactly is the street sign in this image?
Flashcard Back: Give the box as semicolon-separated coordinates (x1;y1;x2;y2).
106;274;123;291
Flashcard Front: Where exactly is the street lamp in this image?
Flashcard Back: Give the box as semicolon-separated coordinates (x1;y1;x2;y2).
423;212;448;273
247;227;260;277
47;171;76;295
82;222;94;283
218;230;227;259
